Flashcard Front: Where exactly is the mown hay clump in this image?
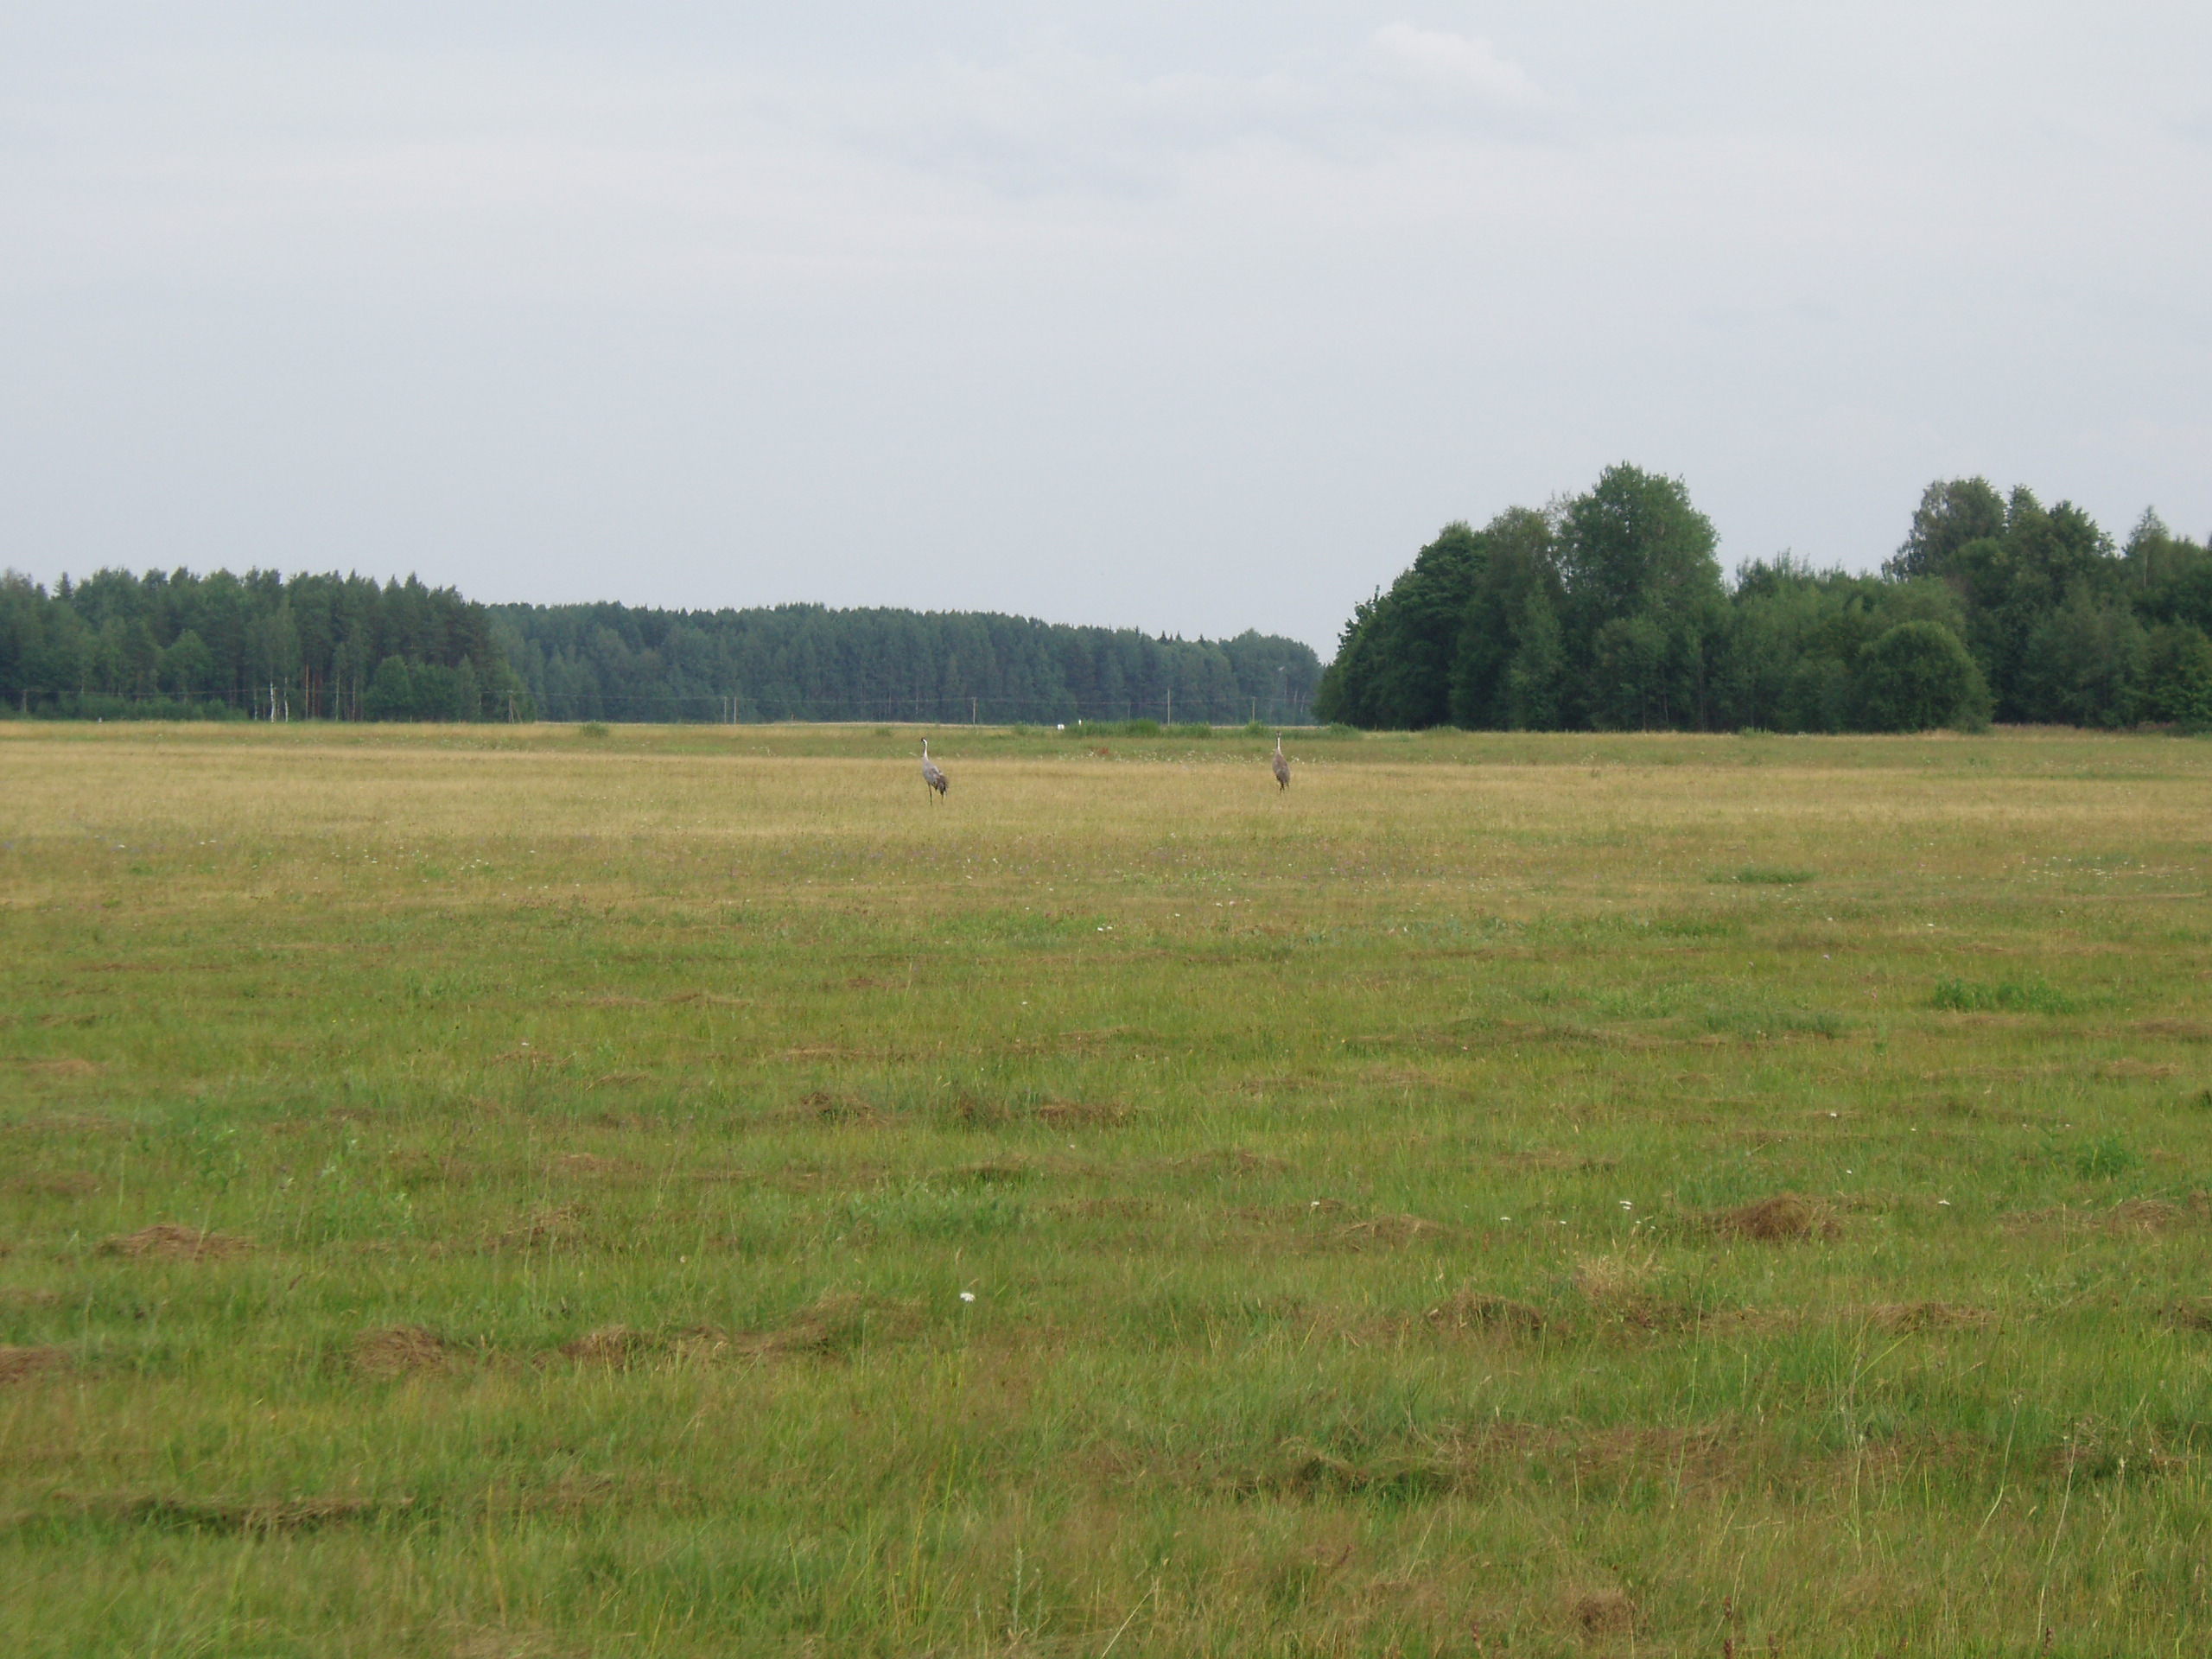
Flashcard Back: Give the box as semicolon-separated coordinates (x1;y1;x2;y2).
1424;1292;1548;1337
1863;1301;1994;1332
1330;1212;1452;1250
99;1224;253;1261
351;1325;450;1379
0;1344;69;1384
728;1292;921;1363
1707;1193;1835;1242
488;1205;587;1251
1572;1589;1639;1634
558;1325;645;1365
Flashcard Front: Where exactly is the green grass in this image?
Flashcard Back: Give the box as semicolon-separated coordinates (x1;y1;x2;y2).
2;721;2209;1655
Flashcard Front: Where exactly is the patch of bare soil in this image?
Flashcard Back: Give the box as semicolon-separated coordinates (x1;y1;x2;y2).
352;1325;451;1379
0;1345;68;1384
1423;1293;1548;1337
99;1224;253;1261
1706;1193;1837;1242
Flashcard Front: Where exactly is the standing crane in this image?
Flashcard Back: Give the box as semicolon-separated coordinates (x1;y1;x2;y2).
920;738;949;803
1271;733;1290;791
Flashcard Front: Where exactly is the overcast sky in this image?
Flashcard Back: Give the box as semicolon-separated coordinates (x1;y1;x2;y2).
4;4;2208;651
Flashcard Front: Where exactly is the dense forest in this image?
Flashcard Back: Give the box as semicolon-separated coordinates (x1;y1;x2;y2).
1315;467;2212;733
490;603;1319;726
0;568;521;721
0;568;1322;725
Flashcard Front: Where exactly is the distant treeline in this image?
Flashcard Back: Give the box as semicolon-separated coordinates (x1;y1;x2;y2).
1315;466;2212;733
0;566;1323;726
489;602;1321;727
0;567;523;721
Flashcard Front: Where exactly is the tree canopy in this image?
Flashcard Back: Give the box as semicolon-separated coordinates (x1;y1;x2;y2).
0;568;519;721
0;569;1320;727
490;604;1319;727
1316;466;2212;734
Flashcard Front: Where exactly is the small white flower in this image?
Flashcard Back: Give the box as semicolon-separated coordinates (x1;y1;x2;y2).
959;1291;976;1303
1937;1199;1951;1206
1498;1216;1511;1223
1618;1200;1633;1210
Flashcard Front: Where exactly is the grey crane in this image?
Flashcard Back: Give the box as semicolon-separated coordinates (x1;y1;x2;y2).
920;738;949;803
1271;733;1290;791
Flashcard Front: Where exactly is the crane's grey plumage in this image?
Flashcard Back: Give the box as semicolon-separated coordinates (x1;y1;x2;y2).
920;738;948;802
1271;734;1290;791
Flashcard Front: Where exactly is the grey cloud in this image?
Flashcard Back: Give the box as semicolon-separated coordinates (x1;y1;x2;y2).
2;7;2209;652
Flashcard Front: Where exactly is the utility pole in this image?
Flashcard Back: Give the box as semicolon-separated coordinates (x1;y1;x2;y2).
971;696;977;725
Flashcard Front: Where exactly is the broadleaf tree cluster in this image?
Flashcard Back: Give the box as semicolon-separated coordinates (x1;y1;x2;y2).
1315;465;2212;733
490;603;1320;727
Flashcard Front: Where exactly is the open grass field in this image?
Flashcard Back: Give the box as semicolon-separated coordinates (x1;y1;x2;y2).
3;720;2211;1656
